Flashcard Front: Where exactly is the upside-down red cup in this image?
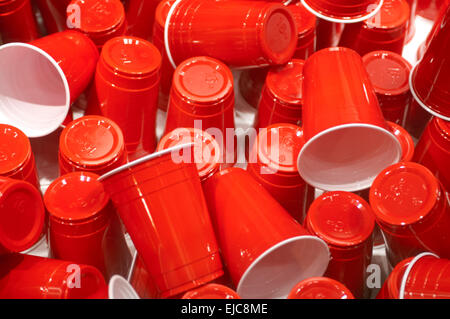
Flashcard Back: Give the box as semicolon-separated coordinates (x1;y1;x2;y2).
287;277;355;299
413;117;450;192
44;172;113;276
67;0;127;50
88;36;161;154
203;167;330;299
417;0;447;20
410;4;450;121
255;59;305;130
369;162;450;267
0;0;39;43
288;3;317;60
35;0;70;34
165;0;298;68
298;47;401;192
157;128;221;183
301;0;384;22
305;191;375;298
0;30;98;137
59;115;127;177
125;0;160;41
376;256;412;299
0;253;108;299
182;284;241;299
0;124;39;189
362;51;412;126
247;123;314;223
338;0;410;56
98;144;223;298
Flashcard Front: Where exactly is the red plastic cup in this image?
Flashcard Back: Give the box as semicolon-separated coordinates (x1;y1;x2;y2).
417;0;447;20
376;256;412;299
67;0;127;50
287;277;355;299
98;145;223;298
0;253;107;299
129;254;161;299
316;19;344;50
44;172;113;276
88;36;161;154
369;162;450;267
0;124;39;189
405;0;418;42
0;176;44;254
125;0;160;41
388;121;414;162
35;0;71;34
0;30;98;137
247;123;314;223
362;51;412;126
298;47;401;192
413;117;450;192
288;3;317;60
301;0;383;22
157;128;221;183
0;0;39;43
410;4;450;121
202;167;329;299
59;115;127;177
305;191;375;298
255;59;305;130
165;0;298;68
338;0;410;56
182;284;241;299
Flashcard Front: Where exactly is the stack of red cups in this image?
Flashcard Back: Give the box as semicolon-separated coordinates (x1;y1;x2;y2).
0;0;39;43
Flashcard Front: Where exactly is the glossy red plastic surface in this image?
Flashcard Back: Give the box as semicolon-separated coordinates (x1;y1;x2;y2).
35;0;70;34
388;121;414;162
302;0;382;20
288;3;316;60
376;257;411;299
0;0;38;43
182;284;241;299
287;277;355;299
125;0;160;41
405;0;418;42
167;0;297;67
129;255;161;299
0;254;107;299
417;0;447;20
100;150;223;298
316;19;344;50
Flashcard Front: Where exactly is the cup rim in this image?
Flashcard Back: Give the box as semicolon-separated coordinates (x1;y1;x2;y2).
108;275;140;299
164;0;184;69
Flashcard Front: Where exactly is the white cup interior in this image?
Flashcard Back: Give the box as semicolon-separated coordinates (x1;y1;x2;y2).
236;236;330;299
108;275;140;299
297;123;402;192
0;43;70;138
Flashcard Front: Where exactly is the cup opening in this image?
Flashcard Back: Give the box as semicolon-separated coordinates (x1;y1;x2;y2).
298;123;401;192
236;235;329;299
0;43;70;137
108;275;140;299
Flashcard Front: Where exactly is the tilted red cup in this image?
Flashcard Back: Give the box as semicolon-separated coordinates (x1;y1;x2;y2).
413;117;450;192
35;0;71;34
98;144;223;298
202;167;330;299
287;277;355;299
305;191;375;298
0;0;39;43
0;176;45;254
288;3;317;60
0;30;98;137
182;284;241;300
298;47;401;192
369;162;450;267
362;51;412;125
125;0;160;41
59;115;127;177
165;0;298;68
376;256;412;299
410;4;450;121
0;253;107;299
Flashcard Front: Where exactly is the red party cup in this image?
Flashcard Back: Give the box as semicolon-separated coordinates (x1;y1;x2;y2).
301;0;383;22
288;3;317;60
255;59;305;130
362;51;412;126
247;123;314;223
125;0;160;41
157;128;221;183
0;124;40;189
338;0;410;56
417;0;447;20
0;30;98;137
59;115;127;177
88;36;161;154
287;277;355;299
203;167;329;299
410;4;450;121
316;19;344;50
376;257;412;299
370;162;450;267
0;176;44;254
413;117;450;192
0;0;39;43
298;47;401;192
35;0;71;34
182;284;241;299
67;0;127;50
129;254;161;299
98;144;223;298
44;172;114;276
305;191;375;298
0;253;107;298
405;0;418;42
165;0;298;68
388;121;414;162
